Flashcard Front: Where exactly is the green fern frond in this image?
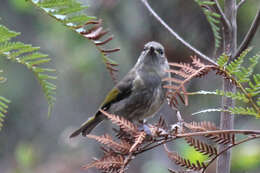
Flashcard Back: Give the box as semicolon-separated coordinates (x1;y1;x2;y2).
187;89;249;103
30;0;95;28
0;69;7;83
192;106;259;117
215;89;249;103
192;108;227;116
38;0;78;8
28;0;119;83
229;107;259;117
235;52;260;83
0;24;56;116
0;96;10;131
246;74;260;97
195;0;221;49
0;25;20;43
217;53;229;68
193;50;260;117
226;48;252;75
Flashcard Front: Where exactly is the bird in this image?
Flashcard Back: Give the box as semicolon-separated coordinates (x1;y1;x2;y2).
70;41;170;138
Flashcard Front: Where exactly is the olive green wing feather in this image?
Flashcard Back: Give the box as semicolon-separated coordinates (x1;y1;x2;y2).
69;71;134;138
100;73;134;110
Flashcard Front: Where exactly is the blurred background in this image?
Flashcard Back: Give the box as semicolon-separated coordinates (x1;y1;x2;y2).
0;0;260;173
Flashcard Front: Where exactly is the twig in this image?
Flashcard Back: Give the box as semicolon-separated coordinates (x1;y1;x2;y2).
214;0;231;29
137;136;176;154
176;130;260;138
120;153;133;173
202;135;260;173
236;0;246;9
176;111;184;123
136;129;260;155
141;0;217;66
234;9;260;58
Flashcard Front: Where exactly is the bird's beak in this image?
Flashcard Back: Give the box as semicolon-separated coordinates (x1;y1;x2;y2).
149;46;155;55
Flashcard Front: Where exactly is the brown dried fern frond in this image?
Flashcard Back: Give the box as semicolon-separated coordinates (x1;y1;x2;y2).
164;144;206;171
83;155;124;172
81;19;120;53
184;121;218;132
104;58;119;83
184;121;235;145
100;110;138;135
163;56;217;108
113;128;135;145
80;19;120;84
185;137;218;157
191;55;205;68
205;132;235;145
87;134;131;154
129;131;146;152
214;67;239;86
168;168;178;173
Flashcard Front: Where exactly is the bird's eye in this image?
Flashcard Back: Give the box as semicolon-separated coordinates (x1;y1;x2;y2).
144;47;148;51
157;48;163;55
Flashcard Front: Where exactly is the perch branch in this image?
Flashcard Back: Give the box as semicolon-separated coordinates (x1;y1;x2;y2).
137;129;260;155
202;135;260;173
141;0;217;66
234;9;260;58
214;0;231;29
236;0;246;9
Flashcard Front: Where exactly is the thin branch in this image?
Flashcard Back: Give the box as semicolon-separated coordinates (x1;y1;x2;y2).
141;0;217;66
236;0;246;9
234;9;260;58
136;129;260;155
202;135;260;173
214;0;231;29
137;136;176;154
120;153;133;173
176;130;260;138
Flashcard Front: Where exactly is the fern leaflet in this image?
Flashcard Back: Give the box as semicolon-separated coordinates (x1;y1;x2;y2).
28;0;120;83
195;0;221;49
0;24;56;116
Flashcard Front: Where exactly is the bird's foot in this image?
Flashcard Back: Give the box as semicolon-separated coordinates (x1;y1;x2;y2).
137;120;152;135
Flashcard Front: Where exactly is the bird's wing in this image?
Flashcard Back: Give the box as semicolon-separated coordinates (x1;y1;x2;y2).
99;71;134;110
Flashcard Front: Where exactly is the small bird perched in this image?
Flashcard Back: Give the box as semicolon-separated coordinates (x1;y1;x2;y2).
70;41;170;138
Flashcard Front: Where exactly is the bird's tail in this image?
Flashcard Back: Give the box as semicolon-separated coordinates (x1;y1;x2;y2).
69;114;103;138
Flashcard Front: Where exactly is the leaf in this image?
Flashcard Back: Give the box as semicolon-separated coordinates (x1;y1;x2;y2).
0;24;56;116
0;96;10;131
217;53;229;68
100;110;138;135
87;134;131;154
229;107;259;117
195;0;221;49
185;137;217;157
192;108;227;116
226;48;252;75
28;0;120;83
0;25;20;43
83;155;124;172
184;121;218;131
129;131;146;152
164;56;217;108
164;144;206;171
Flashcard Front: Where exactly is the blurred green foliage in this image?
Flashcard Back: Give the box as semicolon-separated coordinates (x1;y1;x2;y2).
232;141;260;172
15;142;36;169
176;140;208;163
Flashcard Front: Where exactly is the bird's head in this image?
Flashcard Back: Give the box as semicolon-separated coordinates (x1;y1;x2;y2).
135;41;169;77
